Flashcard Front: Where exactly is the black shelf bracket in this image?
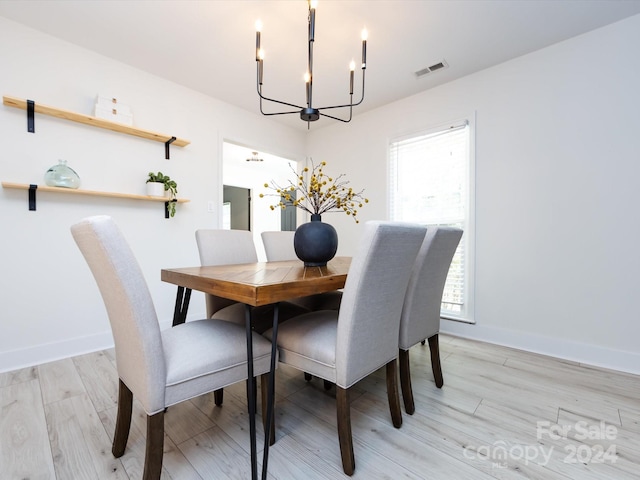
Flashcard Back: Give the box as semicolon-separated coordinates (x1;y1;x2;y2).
165;136;176;159
28;184;37;210
27;99;35;133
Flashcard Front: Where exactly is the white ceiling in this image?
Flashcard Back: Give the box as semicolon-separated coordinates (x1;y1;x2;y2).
2;0;640;132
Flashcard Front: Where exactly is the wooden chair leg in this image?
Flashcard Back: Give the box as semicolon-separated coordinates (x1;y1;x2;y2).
304;372;312;381
336;386;355;476
143;411;164;480
214;388;224;406
112;379;133;457
398;349;415;415
421;339;426;345
260;374;276;446
428;334;444;388
323;380;333;391
385;359;403;428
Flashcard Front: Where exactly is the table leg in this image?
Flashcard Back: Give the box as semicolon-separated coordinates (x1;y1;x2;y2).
172;286;192;326
261;303;279;480
245;304;258;480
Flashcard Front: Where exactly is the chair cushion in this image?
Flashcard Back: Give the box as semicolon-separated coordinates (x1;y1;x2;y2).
161;319;274;409
263;310;338;382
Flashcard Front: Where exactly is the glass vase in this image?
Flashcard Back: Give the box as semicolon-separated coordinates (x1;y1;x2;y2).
44;159;81;189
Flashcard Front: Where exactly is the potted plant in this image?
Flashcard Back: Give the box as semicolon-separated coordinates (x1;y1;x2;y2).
146;171;178;217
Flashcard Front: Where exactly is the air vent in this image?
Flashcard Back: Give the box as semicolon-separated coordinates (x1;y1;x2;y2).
415;59;449;78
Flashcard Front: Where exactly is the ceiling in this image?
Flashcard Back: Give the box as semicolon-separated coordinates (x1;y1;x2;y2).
1;0;640;132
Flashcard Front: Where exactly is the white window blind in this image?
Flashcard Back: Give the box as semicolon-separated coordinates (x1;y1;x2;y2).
389;121;473;321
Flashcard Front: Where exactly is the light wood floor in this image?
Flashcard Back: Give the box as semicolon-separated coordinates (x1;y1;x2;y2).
1;334;639;479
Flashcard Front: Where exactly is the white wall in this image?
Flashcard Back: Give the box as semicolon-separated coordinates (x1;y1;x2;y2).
308;15;640;374
0;17;305;372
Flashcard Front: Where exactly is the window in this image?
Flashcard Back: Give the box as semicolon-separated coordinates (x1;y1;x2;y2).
389;118;474;323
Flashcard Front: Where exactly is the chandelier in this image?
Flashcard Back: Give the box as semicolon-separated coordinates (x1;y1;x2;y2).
246;151;264;162
255;0;367;126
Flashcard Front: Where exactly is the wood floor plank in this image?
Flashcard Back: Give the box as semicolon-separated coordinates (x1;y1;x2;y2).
73;350;119;412
0;379;56;479
267;433;368;480
274;398;425;479
352;391;547;480
503;356;640;413
45;393;128;479
177;425;254;480
38;358;86;405
190;388;267;456
620;409;640;432
443;354;607;423
475;399;639;480
0;365;37;388
164;398;216;446
348;401;497;479
557;409;640;470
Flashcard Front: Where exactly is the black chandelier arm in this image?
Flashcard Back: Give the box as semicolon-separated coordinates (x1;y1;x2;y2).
257;84;304;111
260;108;303;117
259;96;304;116
317;103;353;123
316;72;366;111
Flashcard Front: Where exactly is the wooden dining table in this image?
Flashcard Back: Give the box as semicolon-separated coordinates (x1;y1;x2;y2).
161;256;351;480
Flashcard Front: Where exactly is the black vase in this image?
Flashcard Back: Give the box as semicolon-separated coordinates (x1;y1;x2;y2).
293;214;338;267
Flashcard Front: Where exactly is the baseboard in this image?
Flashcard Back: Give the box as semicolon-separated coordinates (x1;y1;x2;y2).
0;331;115;374
0;313;204;374
440;320;640;376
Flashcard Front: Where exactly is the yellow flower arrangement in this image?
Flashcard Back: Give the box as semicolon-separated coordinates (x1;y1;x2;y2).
260;159;368;223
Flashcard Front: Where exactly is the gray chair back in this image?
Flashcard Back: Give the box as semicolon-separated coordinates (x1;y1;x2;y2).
399;226;463;350
71;215;166;413
261;231;296;261
336;221;427;388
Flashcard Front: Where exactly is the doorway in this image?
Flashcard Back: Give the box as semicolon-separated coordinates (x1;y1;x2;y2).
222;141;300;258
223;185;251;231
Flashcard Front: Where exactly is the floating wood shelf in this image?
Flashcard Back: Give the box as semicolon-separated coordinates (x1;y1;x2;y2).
2;182;189;218
3;95;190;158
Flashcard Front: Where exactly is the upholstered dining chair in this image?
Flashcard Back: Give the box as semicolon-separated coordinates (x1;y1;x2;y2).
398;226;463;415
195;229;308;408
264;221;427;475
261;230;343;311
71;216;274;480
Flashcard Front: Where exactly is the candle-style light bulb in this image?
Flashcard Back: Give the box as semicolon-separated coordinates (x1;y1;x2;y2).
361;28;368;69
255;20;262;61
304;72;311;106
349;60;355;94
258;49;264;84
309;0;316;42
